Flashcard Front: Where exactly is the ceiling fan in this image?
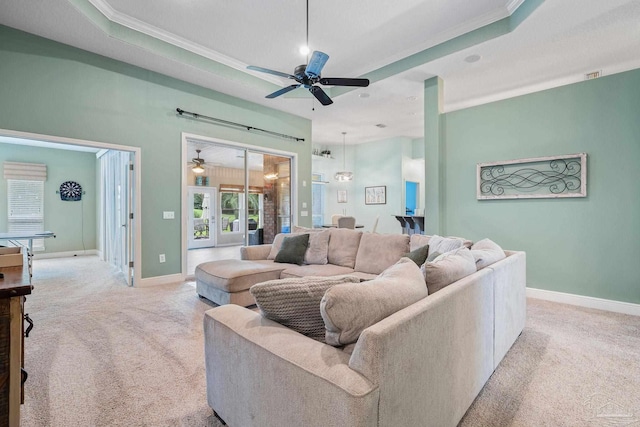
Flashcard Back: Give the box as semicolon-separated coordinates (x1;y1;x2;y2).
247;51;369;106
246;0;369;106
190;149;205;173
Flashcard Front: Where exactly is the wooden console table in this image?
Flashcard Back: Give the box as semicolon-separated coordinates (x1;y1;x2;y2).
0;250;32;426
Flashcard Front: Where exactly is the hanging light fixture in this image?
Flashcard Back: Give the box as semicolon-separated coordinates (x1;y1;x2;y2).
192;149;205;174
334;132;353;182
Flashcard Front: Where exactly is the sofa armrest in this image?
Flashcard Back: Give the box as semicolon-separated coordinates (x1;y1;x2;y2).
204;305;378;427
240;244;271;260
348;268;496;427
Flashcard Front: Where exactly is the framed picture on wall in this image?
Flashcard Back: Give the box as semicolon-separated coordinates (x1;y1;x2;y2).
337;190;347;203
365;186;386;205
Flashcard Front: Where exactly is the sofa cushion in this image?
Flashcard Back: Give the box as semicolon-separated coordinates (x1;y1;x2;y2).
280;264;356;279
274;234;309;265
327;229;363;268
321;258;428;346
250;275;361;342
470;238;506;269
354;233;410;274
304;229;330;265
292;225;323;233
403;244;430;266
422;247;476;294
195;259;292;293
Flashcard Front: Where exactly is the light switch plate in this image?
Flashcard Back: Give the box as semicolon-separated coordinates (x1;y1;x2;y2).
163;211;175;219
301;211;308;217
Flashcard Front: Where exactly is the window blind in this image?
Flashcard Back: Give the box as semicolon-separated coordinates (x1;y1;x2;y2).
3;161;47;181
7;179;45;251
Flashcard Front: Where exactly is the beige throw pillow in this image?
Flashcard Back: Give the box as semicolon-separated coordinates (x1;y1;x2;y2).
250;275;361;342
422;247;476;294
304;229;331;265
321;258;428;346
354;233;410;274
470;238;506;269
327;228;363;268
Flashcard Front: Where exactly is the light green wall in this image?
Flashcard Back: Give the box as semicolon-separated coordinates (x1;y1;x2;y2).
313;137;423;234
441;69;640;304
0;25;312;278
0;143;97;253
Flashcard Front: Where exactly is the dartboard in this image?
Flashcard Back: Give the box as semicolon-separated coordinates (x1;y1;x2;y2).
59;181;82;201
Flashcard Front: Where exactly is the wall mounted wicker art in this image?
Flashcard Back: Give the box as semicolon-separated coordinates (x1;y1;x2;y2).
477;153;587;200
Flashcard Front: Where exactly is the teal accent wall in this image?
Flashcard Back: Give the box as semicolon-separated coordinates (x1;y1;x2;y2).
442;69;640;304
0;143;97;253
0;25;312;278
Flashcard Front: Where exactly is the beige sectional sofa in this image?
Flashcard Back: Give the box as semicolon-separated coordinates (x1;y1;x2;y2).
195;228;414;306
200;229;527;427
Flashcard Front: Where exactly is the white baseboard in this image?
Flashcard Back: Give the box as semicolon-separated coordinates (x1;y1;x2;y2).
527;287;640;317
137;273;184;288
33;250;99;259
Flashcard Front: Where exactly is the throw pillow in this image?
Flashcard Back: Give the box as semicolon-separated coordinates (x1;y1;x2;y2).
304;229;331;265
470;238;506;269
327;228;363;268
354;233;410;274
403;244;430;266
274;234;309;265
267;232;305;260
426;250;441;262
321;258;429;346
428;235;465;254
250;275;361;342
423;247;476;294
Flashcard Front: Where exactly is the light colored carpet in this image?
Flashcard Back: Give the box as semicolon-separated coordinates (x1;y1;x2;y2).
20;256;640;427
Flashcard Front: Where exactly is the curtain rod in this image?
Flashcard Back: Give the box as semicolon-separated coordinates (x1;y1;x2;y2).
176;108;305;142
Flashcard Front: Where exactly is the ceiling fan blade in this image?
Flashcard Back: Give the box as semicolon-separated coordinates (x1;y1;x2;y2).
305;51;329;79
309;86;333;106
247;65;297;80
318;77;370;87
266;84;301;99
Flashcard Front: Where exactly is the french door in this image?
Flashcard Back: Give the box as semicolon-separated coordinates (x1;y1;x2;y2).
188;186;217;249
99;150;135;286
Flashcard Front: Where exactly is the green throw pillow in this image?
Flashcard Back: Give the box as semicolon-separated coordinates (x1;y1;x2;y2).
274;234;310;265
403;244;429;266
426;250;441;262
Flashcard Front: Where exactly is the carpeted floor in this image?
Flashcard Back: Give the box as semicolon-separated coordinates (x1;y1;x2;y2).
20;256;640;427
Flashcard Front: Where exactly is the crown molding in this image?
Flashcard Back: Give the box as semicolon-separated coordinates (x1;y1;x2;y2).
85;0;283;86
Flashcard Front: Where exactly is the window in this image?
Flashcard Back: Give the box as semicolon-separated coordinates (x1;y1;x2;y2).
312;173;325;227
7;179;45;251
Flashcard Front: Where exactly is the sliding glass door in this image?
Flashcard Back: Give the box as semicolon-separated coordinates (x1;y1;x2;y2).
186;141;293;249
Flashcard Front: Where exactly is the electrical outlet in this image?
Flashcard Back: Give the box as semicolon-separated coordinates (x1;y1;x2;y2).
159;254;166;263
301;210;308;217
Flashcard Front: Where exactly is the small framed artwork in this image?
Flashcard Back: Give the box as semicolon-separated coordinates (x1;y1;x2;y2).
365;186;386;205
337;190;347;203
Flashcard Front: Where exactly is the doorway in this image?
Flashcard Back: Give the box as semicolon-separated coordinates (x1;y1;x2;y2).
0;128;142;286
182;133;296;277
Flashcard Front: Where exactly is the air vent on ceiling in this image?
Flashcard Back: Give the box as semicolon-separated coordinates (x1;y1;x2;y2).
375;123;387;128
585;70;601;80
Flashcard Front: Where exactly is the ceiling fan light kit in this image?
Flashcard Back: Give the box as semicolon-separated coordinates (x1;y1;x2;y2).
192;149;205;173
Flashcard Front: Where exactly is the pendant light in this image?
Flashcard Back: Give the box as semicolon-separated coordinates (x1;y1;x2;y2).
334;132;353;182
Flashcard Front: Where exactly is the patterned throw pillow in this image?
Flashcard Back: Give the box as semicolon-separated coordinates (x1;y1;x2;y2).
274;234;309;265
250;275;361;342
